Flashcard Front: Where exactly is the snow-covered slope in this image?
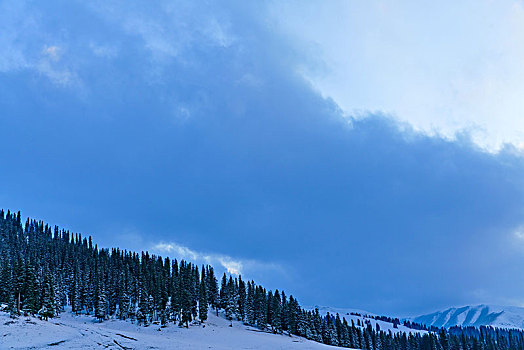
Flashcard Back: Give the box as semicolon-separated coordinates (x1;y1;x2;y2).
307;305;426;335
412;304;524;329
308;305;377;318
0;309;349;350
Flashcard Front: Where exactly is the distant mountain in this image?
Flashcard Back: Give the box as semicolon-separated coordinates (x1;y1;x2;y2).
412;304;524;329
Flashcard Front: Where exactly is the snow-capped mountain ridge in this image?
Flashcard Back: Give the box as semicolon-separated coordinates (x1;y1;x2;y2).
412;304;524;329
308;304;524;331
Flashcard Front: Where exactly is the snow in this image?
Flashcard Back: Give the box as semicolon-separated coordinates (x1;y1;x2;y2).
412;304;524;329
306;306;427;335
308;306;377;318
0;308;351;350
7;303;523;349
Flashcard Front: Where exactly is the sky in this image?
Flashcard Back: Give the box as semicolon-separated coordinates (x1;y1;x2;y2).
1;0;524;316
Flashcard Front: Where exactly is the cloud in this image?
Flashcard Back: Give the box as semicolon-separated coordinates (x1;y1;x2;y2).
36;45;80;86
152;241;283;276
2;0;524;316
514;226;524;240
0;3;79;87
0;2;116;89
89;42;118;58
0;1;33;72
153;242;200;261
4;1;524;152
86;0;235;64
271;0;524;152
43;45;60;61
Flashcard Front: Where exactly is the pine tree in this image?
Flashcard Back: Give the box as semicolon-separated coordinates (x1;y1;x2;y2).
224;277;236;323
22;263;38;315
256;287;267;329
137;287;151;326
118;291;130;320
206;266;219;316
237;276;246;322
147;294;154;324
280;291;289;333
7;292;17;318
170;259;180;322
220;273;227;311
95;285;108;322
246;282;255;325
180;263;192;328
71;268;82;314
190;265;199;320
38;276;55;321
199;267;208;322
313;308;322;342
272;290;282;333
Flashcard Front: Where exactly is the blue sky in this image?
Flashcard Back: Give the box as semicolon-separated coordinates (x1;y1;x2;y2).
2;0;524;316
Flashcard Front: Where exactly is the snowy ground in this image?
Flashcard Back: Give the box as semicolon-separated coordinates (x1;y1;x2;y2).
0;308;349;350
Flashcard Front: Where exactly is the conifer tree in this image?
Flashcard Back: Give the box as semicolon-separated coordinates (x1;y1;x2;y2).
137;287;151;325
237;276;246;322
95;286;108;322
199;268;208;322
224;276;236;322
119;291;130;320
7;292;17;318
191;265;199;320
246;282;255;325
206;266;219;315
22;264;38;315
180;264;192;328
72;269;82;315
39;277;55;321
272;290;282;333
220;273;227;310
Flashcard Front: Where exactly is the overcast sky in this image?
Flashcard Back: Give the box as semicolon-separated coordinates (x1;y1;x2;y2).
2;0;524;316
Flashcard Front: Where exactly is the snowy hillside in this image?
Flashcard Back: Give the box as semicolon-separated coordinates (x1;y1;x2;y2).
412;304;524;329
0;308;349;350
307;305;426;335
308;306;376;318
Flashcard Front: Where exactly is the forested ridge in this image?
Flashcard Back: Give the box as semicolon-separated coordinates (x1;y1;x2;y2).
2;209;524;350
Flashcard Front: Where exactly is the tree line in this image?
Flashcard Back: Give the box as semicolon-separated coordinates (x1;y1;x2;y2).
2;209;524;350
